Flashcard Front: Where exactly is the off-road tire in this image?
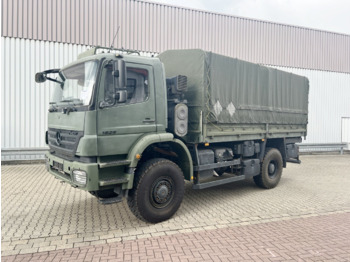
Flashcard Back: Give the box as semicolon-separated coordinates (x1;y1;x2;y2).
127;158;185;223
254;148;283;189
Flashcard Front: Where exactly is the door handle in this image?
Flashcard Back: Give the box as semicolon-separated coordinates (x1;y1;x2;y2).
143;118;155;123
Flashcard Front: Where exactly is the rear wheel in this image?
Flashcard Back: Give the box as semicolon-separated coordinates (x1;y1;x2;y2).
254;148;283;189
127;158;185;223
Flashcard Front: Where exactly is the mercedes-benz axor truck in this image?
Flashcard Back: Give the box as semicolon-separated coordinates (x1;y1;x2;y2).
36;48;309;223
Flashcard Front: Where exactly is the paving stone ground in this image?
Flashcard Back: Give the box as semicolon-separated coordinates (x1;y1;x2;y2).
2;154;350;260
2;212;350;261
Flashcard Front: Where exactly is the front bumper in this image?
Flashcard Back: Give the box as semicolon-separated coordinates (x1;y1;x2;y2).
46;152;100;191
45;152;135;192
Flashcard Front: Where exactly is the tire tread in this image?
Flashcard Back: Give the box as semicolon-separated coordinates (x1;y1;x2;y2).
127;158;184;223
254;148;283;189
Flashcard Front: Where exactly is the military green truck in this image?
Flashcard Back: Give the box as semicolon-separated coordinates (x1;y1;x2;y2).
35;48;309;223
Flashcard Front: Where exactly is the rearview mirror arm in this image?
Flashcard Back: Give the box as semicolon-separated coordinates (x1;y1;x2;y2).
46;76;63;85
35;68;63;85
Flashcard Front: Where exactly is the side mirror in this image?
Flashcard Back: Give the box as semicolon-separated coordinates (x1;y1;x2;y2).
112;60;126;89
35;72;47;83
99;90;127;109
116;90;127;103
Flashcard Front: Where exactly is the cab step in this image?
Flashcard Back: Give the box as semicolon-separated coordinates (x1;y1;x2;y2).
98;194;123;205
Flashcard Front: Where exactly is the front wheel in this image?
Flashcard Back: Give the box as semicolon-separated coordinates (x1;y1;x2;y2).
254;148;283;189
127;158;185;223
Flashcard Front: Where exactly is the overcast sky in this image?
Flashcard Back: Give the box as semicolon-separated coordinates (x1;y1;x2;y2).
152;0;350;35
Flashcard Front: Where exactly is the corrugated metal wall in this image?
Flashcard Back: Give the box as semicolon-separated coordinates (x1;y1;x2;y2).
2;38;350;160
2;0;350;74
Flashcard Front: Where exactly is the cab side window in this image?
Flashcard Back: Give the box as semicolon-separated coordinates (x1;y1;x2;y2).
125;67;149;104
103;65;149;105
103;64;115;104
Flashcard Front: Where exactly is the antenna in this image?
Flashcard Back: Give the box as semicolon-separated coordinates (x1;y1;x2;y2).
109;26;120;53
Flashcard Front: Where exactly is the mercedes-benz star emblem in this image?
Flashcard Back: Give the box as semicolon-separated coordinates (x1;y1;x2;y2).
56;132;62;145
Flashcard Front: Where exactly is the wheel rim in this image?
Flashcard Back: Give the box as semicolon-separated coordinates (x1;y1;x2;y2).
268;160;277;179
150;176;175;209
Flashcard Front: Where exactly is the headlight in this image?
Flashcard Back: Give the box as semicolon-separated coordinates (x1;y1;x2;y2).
72;170;87;186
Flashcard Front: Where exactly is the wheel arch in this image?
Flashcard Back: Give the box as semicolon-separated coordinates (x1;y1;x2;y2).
127;134;193;181
166;139;193;181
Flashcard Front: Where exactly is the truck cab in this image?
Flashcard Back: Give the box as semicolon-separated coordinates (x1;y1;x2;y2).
40;49;172;188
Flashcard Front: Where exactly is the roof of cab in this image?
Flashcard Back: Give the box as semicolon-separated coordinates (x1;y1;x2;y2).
61;49;160;71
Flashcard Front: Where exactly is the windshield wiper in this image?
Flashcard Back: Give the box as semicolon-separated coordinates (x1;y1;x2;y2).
63;106;77;115
48;103;80;114
60;99;84;105
48;104;58;112
49;99;84;114
60;99;84;114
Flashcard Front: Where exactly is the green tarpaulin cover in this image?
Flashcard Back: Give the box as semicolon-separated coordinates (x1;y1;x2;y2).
158;49;309;141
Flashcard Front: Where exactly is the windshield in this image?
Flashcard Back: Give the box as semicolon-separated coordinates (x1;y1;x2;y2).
51;60;98;106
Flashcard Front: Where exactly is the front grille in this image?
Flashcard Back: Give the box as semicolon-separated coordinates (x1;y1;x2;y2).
48;128;84;157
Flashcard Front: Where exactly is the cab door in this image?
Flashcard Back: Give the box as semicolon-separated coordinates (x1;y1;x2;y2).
97;61;157;156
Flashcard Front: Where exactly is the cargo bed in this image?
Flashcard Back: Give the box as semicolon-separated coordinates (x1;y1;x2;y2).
159;49;309;143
